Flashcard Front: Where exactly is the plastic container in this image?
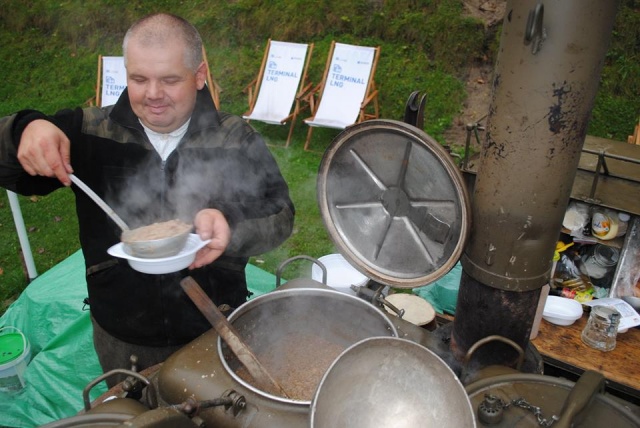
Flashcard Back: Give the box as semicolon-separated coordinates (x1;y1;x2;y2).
311;254;368;295
562;201;590;233
581;305;621;351
592;209;620;240
542;296;583;326
0;326;31;392
580;244;620;289
616;212;630;238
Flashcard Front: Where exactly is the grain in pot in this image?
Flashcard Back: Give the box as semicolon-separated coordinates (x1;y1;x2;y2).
234;333;344;401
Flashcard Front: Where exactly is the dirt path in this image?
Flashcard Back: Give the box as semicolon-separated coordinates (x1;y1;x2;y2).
442;0;506;162
442;62;493;150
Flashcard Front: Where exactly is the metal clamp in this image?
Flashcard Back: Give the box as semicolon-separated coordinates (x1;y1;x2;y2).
461;119;486;171
524;3;546;54
171;390;247;418
376;295;406;319
82;368;157;411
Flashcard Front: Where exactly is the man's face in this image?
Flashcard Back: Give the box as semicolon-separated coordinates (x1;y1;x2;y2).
125;39;206;133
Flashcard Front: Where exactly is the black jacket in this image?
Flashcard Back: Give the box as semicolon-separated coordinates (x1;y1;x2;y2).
0;88;294;346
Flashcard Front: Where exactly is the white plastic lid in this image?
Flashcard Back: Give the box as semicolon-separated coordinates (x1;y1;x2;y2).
311;254;368;295
618;212;631;222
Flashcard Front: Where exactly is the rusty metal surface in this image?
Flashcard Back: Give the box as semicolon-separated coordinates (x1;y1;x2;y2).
464;135;640;216
577;136;640;181
451;270;541;367
461;0;620;292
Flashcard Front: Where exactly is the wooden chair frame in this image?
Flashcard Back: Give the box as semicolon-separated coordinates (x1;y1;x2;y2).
243;39;315;147
303;41;380;151
629;117;640;145
93;55;125;107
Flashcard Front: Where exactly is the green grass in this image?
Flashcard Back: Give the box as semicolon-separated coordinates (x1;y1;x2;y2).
0;1;638;314
1;190;80;309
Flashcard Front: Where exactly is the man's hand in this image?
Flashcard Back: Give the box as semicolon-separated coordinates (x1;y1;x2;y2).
190;209;231;269
17;119;73;186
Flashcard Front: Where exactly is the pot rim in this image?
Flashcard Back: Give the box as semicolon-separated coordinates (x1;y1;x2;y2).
465;371;640;424
217;287;399;405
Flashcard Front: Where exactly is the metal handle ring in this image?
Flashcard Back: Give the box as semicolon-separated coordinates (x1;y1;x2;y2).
460;335;526;381
82;368;157;411
275;255;327;287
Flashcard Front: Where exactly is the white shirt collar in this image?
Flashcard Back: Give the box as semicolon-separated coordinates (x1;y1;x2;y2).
140;119;190;161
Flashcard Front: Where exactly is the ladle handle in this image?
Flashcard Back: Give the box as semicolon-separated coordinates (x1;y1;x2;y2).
554;370;605;428
180;276;290;398
69;174;129;231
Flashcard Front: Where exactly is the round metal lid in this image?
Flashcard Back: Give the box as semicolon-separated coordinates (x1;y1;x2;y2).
317;119;471;288
310;337;475;427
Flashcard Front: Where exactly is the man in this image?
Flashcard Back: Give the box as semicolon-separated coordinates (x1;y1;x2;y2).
0;13;294;387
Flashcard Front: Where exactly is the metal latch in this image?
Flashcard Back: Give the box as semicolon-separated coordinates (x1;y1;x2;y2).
524;3;546;54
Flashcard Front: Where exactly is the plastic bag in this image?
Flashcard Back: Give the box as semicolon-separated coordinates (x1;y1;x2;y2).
552;250;594;303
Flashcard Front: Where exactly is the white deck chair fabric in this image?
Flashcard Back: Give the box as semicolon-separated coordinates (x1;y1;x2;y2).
304;43;377;129
100;56;127;107
243;41;309;124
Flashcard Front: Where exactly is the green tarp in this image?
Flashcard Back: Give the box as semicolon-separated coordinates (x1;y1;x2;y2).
0;251;278;428
413;262;462;315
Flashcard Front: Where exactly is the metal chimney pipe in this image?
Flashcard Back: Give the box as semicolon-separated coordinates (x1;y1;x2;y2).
451;0;620;366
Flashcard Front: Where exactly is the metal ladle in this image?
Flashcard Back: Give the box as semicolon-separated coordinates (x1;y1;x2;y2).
69;174;191;258
69;174;130;231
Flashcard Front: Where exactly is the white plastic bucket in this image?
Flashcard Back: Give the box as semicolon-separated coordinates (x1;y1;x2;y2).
312;254;368;295
0;326;31;392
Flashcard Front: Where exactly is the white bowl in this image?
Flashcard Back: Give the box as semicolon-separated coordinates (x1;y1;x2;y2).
121;228;191;258
312;254;368;295
108;234;210;274
543;295;584;326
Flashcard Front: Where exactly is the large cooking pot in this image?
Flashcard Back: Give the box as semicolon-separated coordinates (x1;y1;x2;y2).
39;406;197;428
465;370;640;427
219;287;398;405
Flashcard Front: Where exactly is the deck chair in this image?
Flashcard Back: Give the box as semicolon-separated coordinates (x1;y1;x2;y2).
629;117;640;145
303;41;380;151
94;46;221;109
96;56;127;107
243;40;314;147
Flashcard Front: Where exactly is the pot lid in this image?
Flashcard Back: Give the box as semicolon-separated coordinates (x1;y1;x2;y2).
310;337;476;427
317;119;470;288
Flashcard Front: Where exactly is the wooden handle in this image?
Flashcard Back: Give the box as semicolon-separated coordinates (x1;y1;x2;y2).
180;276;289;398
555;370;605;428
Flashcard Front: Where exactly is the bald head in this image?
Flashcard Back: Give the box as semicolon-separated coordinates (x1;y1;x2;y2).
123;13;203;71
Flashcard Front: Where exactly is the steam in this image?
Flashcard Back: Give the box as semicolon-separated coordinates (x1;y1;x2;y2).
104;124;288;236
